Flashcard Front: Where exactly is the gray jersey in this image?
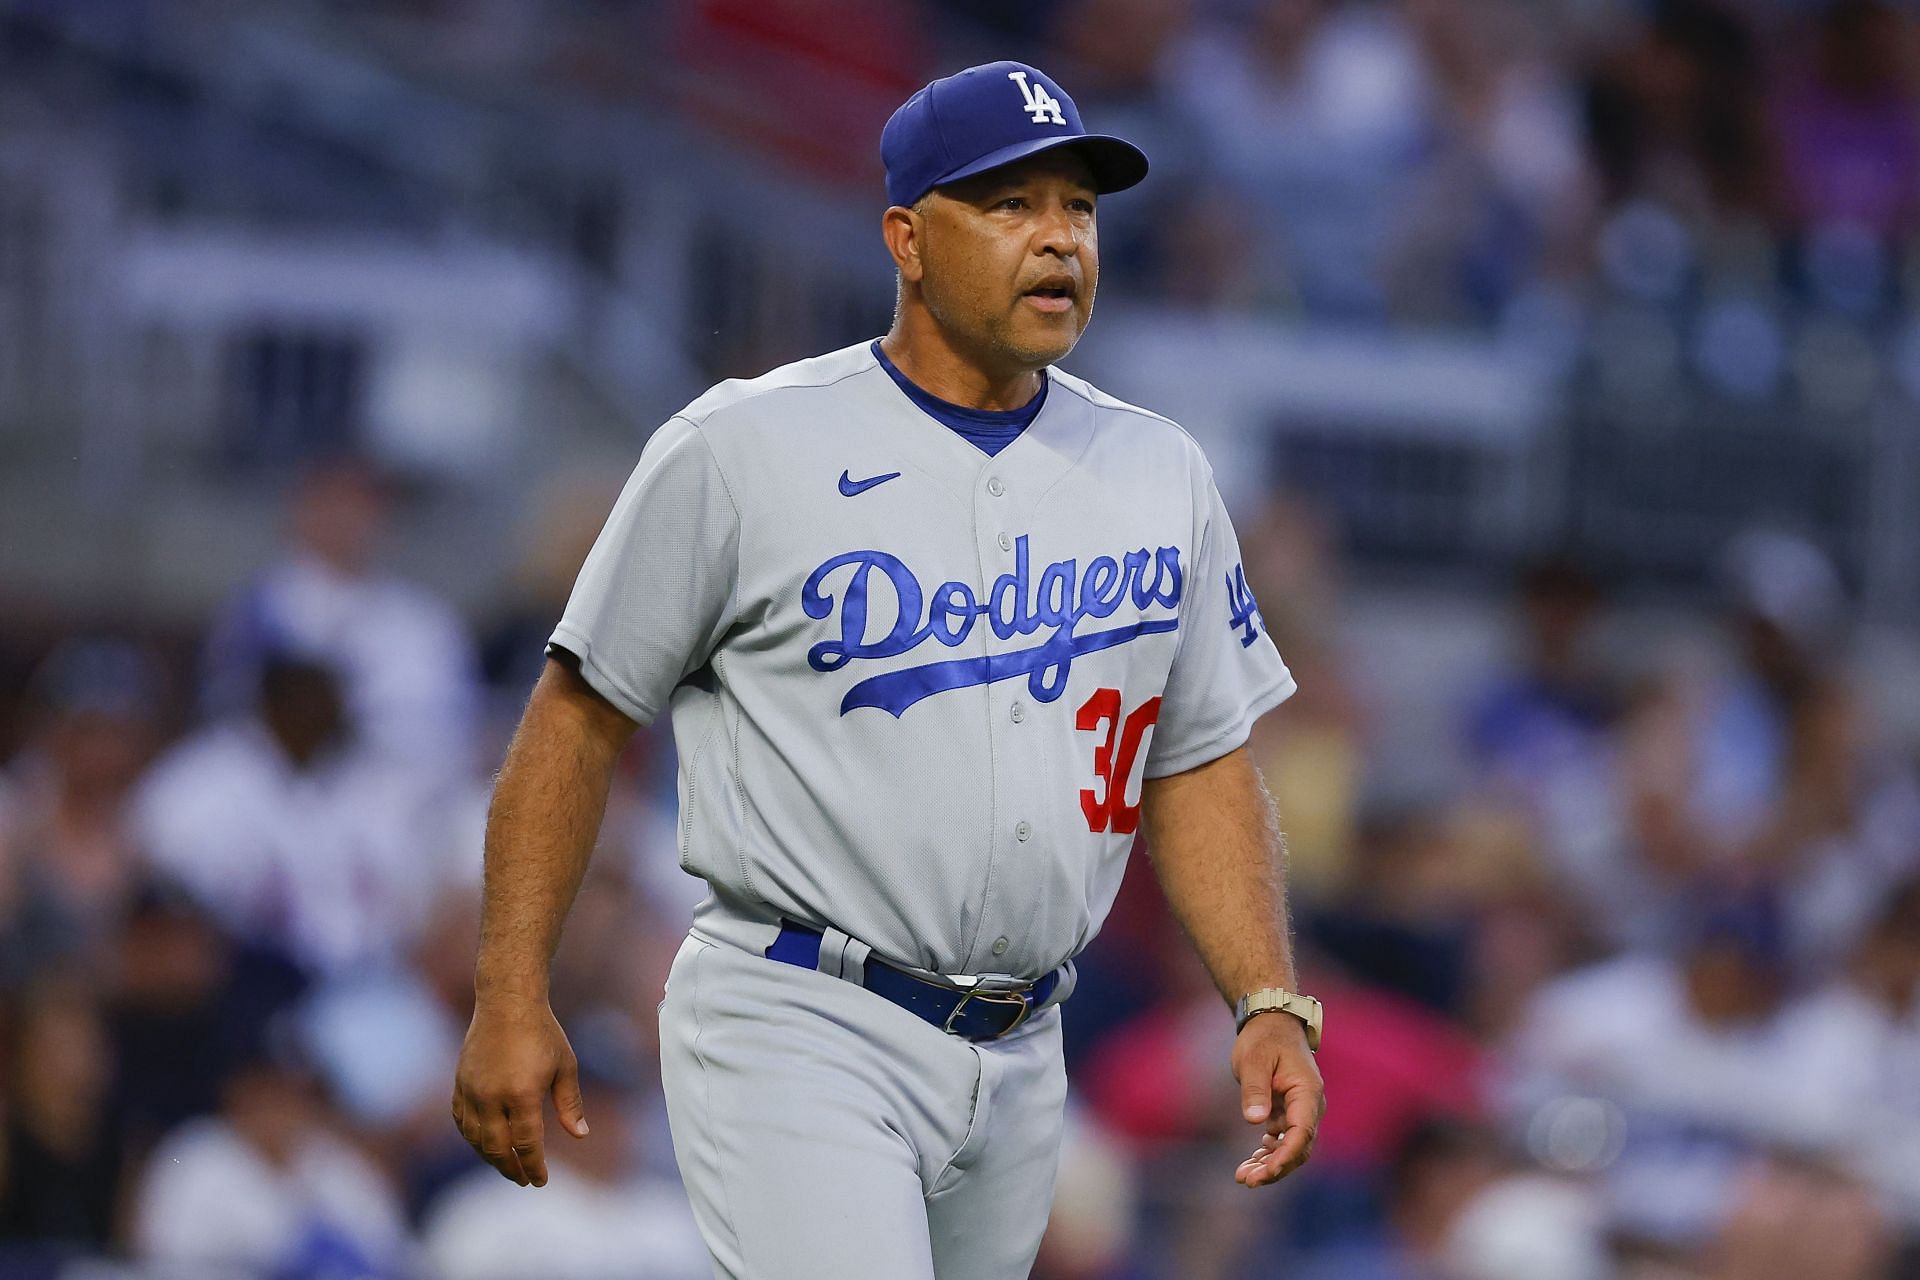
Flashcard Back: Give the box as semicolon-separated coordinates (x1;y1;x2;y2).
550;341;1293;981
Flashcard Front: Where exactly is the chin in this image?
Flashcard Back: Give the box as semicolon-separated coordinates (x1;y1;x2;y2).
1003;321;1084;368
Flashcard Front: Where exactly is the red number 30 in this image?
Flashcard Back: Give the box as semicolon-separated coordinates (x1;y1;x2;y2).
1077;687;1162;834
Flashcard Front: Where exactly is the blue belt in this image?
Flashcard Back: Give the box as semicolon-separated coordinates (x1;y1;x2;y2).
765;920;1060;1043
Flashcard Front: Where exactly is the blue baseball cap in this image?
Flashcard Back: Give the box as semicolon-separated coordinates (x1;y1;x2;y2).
882;61;1149;209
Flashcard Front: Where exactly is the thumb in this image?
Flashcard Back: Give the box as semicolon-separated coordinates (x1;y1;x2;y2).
553;1061;590;1139
1239;1054;1274;1124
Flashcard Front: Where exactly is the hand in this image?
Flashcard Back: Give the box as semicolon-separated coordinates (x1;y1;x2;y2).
1230;1010;1324;1188
450;996;590;1187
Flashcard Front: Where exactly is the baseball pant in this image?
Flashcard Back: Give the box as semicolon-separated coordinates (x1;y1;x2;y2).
657;931;1068;1279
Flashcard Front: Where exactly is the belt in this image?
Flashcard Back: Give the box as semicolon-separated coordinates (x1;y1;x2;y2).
765;920;1060;1043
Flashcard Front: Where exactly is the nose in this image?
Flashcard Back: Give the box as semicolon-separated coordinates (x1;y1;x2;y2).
1034;205;1082;259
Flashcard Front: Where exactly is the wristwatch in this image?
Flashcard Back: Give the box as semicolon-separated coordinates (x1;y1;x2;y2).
1234;987;1323;1051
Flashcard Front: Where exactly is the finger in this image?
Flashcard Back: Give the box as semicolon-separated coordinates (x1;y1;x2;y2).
1236;1144;1292;1187
1261;1101;1321;1182
1260;1121;1312;1180
552;1059;591;1140
507;1102;550;1188
1236;1146;1282;1187
478;1106;528;1186
1283;1080;1323;1141
1238;1105;1319;1187
453;1095;483;1152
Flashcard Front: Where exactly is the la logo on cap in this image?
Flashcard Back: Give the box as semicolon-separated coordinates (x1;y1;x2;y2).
1007;70;1066;126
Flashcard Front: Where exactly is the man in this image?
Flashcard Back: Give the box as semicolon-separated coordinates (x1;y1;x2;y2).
452;61;1326;1280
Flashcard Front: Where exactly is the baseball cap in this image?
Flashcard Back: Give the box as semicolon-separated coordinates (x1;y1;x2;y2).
882;61;1149;209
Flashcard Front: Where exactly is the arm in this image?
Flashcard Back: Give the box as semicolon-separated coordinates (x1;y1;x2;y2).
451;656;638;1187
1139;744;1324;1188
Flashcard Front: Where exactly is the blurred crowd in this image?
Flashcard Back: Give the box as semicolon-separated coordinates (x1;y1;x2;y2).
524;0;1920;346
5;1;1920;1278
2;446;1918;1280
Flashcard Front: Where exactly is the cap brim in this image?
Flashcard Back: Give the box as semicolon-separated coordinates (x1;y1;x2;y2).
927;134;1148;201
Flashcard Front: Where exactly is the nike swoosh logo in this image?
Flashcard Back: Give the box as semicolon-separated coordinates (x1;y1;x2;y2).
838;470;901;497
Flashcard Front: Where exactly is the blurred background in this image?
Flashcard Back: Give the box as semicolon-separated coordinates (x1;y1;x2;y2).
4;0;1920;1277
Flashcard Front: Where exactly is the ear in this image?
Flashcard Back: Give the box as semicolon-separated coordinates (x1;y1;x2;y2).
881;205;926;285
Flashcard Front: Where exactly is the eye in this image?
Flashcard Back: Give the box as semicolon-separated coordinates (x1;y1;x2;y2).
1069;198;1095;214
997;196;1028;211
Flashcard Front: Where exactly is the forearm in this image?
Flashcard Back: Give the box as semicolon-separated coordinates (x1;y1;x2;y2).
1139;746;1297;1009
474;659;636;1002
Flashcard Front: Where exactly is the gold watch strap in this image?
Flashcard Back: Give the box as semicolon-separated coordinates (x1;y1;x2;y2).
1235;988;1323;1051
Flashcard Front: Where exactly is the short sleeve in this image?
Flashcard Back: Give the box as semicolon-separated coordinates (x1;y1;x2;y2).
546;416;740;725
1144;472;1295;777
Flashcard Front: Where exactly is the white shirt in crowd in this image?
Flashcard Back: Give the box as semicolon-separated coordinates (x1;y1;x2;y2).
131;719;457;973
423;1161;711;1280
132;1116;411;1275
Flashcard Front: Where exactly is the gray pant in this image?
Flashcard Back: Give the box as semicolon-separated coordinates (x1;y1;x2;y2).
657;931;1068;1279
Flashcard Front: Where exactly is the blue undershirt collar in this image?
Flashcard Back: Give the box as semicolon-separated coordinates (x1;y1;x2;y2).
871;340;1046;458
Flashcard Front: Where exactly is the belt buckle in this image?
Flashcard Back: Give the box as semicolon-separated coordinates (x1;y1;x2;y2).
940;976;1032;1038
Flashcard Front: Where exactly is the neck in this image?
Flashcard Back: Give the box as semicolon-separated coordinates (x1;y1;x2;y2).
881;312;1043;411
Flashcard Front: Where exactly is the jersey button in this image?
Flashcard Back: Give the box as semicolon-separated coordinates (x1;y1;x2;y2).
986;476;1005;497
1011;701;1025;723
998;531;1013;551
1015;821;1032;842
991;937;1010;956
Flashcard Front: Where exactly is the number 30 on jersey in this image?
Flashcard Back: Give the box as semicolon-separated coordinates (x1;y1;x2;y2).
1077;688;1161;834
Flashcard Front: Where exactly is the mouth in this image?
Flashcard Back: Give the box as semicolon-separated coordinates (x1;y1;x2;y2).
1021;276;1078;314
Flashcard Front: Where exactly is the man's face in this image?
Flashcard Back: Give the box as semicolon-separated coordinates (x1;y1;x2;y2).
914;150;1100;371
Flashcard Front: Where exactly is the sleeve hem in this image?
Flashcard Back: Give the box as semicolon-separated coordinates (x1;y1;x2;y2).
1142;670;1297;779
546;626;658;726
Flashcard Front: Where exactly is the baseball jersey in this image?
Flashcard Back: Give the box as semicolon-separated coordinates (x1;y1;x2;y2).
549;341;1294;981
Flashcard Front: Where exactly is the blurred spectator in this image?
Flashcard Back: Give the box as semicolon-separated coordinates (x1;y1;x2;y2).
1162;0;1437;317
1462;557;1639;952
104;880;308;1149
1240;495;1367;903
200;457;481;778
0;970;125;1250
1582;0;1773;220
1500;886;1812;1246
1033;1101;1146;1280
1773;0;1920;238
1768;879;1920;1228
1691;529;1844;850
1293;1116;1608;1280
1305;794;1477;1017
129;1018;412;1278
1468;556;1618;784
1390;0;1593;320
131;656;455;975
1043;0;1211;300
420;1016;707;1280
1702;1155;1897;1280
1751;674;1920;975
0;639;167;983
478;467;624;722
1440;1160;1609;1280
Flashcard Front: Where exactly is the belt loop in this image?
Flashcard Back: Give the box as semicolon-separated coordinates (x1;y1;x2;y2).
816;927;872;985
841;936;871;986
